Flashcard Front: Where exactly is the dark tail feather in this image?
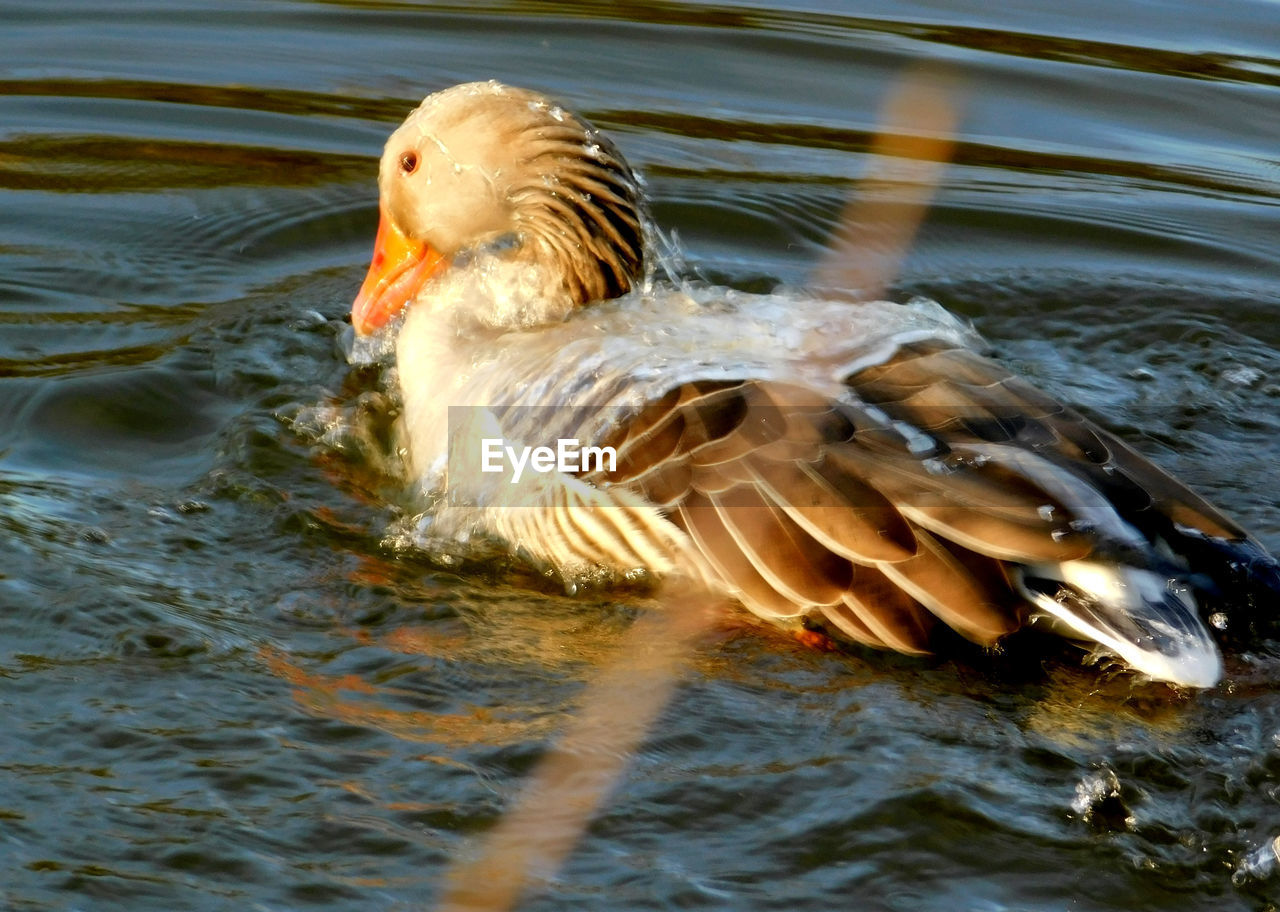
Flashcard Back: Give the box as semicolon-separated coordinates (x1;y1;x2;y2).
1171;532;1280;643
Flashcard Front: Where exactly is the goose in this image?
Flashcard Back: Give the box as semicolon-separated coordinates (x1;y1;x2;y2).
350;79;1279;689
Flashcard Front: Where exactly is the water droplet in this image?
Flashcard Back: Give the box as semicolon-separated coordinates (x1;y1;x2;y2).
80;526;110;544
1233;835;1280;885
1222;365;1264;388
1072;768;1134;832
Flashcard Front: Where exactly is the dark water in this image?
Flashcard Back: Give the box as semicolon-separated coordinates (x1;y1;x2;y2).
5;1;1280;909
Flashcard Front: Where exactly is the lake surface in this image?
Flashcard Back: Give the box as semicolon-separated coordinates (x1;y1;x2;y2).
5;1;1280;909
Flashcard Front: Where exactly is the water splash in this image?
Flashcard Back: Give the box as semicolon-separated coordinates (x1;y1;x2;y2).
1071;767;1135;832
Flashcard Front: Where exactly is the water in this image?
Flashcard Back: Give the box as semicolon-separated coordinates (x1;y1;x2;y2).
4;1;1280;909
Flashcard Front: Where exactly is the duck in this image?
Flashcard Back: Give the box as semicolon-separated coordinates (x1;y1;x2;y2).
350;79;1280;689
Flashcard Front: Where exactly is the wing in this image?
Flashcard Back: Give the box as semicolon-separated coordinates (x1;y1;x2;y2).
577;338;1260;681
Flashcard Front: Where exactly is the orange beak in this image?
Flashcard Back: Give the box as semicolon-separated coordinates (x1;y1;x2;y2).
351;204;447;335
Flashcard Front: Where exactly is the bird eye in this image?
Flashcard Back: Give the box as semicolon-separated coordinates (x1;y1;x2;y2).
399;151;419;174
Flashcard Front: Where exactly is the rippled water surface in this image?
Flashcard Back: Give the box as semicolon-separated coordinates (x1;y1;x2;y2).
6;2;1280;909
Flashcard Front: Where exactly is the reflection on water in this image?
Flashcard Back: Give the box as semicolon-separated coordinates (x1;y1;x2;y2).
3;1;1280;910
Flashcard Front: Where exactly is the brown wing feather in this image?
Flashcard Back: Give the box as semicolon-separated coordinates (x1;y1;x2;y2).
577;337;1240;654
676;493;803;618
849;340;1247;543
817;600;889;649
745;456;917;562
876;528;1019;645
839;564;937;653
708;485;852;605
